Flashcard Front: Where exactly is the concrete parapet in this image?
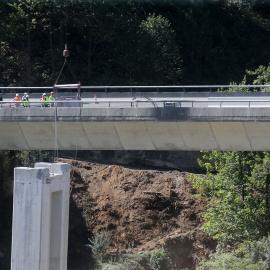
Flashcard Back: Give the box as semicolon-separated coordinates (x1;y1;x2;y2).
2;107;270;122
11;162;70;270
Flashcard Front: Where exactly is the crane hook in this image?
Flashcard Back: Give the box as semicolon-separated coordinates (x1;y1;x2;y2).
63;44;69;61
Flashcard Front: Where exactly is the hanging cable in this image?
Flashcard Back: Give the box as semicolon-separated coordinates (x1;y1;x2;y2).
54;44;79;86
54;60;67;85
65;1;68;45
66;60;79;83
54;101;58;161
52;3;81;165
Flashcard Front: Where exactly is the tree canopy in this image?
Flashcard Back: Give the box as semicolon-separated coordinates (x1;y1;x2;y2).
192;151;270;244
1;0;270;86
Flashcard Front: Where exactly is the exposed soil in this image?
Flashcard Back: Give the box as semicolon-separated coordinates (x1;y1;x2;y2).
63;157;216;270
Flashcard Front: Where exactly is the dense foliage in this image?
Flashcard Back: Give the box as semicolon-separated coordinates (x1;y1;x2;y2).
1;0;270;87
190;61;270;248
187;58;270;267
192;151;270;244
192;150;270;268
198;235;270;270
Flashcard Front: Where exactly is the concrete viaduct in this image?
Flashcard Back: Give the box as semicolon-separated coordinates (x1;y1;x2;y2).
7;87;270;270
1;106;270;151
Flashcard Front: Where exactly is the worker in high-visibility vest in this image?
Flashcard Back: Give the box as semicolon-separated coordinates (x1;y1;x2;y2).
49;91;55;107
13;93;21;108
23;95;30;107
22;92;29;107
40;93;49;107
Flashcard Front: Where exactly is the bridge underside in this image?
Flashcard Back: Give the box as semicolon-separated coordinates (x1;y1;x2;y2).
1;107;270;151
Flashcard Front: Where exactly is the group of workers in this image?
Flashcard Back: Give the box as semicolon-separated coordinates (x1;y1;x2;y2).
40;92;55;107
12;92;55;107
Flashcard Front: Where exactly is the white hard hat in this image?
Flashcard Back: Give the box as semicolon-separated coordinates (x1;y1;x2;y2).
16;93;19;96
26;95;29;98
24;92;27;95
42;93;46;96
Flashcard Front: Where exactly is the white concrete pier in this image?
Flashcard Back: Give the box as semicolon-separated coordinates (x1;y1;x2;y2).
11;162;70;270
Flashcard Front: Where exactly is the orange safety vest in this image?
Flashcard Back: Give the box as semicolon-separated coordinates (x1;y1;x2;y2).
14;97;21;105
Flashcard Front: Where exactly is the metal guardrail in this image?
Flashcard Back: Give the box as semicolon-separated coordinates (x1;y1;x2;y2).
1;84;270;93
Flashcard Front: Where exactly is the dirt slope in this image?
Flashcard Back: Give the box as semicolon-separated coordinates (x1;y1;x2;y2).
63;158;216;269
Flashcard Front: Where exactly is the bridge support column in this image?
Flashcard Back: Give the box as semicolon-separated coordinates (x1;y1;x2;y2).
11;162;70;270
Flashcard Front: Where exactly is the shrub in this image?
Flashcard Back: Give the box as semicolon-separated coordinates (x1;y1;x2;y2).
100;261;144;270
148;248;171;270
248;236;270;269
99;253;145;270
198;252;263;270
87;231;109;263
199;235;270;270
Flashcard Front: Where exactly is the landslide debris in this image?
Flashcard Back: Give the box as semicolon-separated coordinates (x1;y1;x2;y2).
62;158;216;270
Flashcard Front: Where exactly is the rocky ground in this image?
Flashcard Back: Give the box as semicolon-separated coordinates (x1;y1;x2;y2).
63;155;216;270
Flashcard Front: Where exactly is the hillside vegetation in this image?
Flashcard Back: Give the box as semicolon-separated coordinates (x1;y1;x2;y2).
1;0;270;87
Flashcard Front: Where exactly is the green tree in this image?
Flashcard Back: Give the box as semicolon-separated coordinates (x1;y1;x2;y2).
138;13;182;85
3;1;270;87
15;150;48;167
217;62;270;92
192;151;270;244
